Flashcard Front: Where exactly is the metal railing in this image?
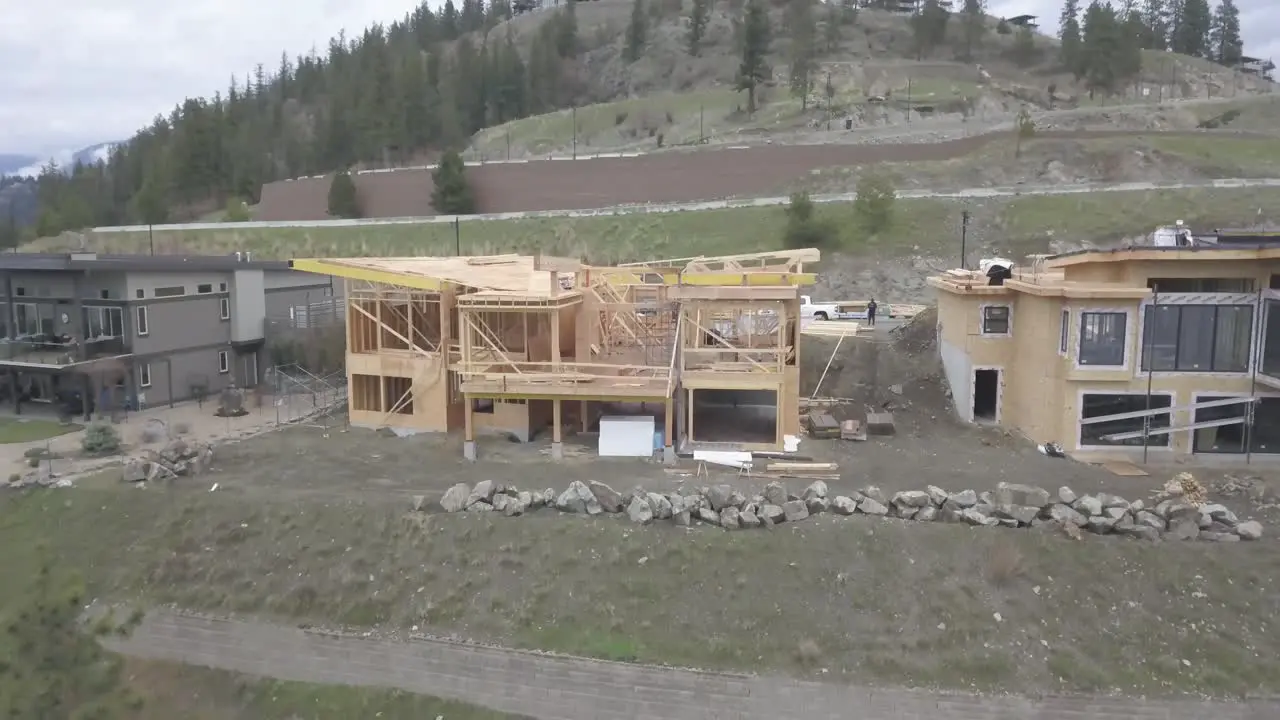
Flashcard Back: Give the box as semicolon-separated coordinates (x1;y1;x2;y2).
0;336;128;364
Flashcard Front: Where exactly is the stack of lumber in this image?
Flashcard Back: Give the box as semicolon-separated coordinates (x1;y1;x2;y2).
761;461;839;481
801;320;869;338
887;303;927;319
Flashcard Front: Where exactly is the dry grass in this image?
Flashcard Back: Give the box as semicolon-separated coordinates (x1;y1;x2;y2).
984;540;1025;588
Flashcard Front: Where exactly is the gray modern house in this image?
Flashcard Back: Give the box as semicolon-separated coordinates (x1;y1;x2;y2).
0;252;337;416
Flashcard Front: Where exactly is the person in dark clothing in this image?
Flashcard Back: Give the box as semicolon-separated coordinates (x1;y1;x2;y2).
866;298;878;327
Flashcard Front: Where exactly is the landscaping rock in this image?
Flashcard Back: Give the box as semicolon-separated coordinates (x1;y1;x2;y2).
467;500;493;513
1200;504;1239;527
1167;517;1200;541
896;506;919;520
782;500;809;523
1046;504;1087;527
1085;516;1117;534
1072;495;1103;517
891;490;932;510
805;496;830;514
1104;506;1128;521
925;485;949;506
947;489;978;508
555;481;595;514
1135;510;1167;531
739;507;762;528
994;504;1039;526
440;483;471;513
1057;486;1077;505
589;481;624;513
1098;493;1129;509
995;482;1050;508
123;458;147;483
697;506;721;526
802;480;828;500
760;504;786;524
468;480;496;507
627;495;654;524
915;506;938;522
492;494;511;514
720;507;742;529
1236;521;1263;540
763;481;788;506
961;507;999;527
860;485;887;505
858;497;889;516
647;492;673;520
831;496;858;515
706;484;736;511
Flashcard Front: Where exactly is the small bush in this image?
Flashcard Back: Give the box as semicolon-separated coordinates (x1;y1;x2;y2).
783;191;838;249
7;473;19;484
81;421;122;455
853;170;896;234
27;456;40;468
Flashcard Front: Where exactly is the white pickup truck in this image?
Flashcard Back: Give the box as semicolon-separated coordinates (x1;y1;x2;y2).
799;295;871;321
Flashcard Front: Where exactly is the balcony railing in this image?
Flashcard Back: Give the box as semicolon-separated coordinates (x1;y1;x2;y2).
0;336;129;365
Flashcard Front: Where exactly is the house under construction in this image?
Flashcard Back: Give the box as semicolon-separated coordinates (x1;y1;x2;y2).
288;250;817;459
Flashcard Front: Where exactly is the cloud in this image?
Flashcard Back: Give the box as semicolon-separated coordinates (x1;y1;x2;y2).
989;0;1278;61
0;0;424;155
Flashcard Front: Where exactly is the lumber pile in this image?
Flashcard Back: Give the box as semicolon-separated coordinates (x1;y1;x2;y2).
801;320;870;337
760;461;840;481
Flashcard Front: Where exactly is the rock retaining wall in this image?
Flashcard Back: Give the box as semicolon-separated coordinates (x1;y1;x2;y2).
431;474;1264;542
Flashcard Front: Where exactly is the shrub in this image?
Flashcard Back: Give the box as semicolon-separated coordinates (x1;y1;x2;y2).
327;169;362;219
223;197;251;222
81;421;121;455
853;170;896;234
783;191;838;249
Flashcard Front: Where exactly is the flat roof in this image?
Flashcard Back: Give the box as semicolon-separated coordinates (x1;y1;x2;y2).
0;252;290;273
1045;245;1280;267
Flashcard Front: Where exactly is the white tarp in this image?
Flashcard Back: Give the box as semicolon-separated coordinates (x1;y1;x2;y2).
599;415;656;457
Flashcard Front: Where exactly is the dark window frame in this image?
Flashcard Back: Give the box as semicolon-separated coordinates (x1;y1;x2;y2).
1140;304;1253;373
1059;309;1069;354
1148;277;1255;293
153;285;185;298
1079;393;1172;447
981;305;1011;335
1078;311;1128;366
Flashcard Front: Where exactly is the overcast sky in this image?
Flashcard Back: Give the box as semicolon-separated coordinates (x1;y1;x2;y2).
2;0;1276;156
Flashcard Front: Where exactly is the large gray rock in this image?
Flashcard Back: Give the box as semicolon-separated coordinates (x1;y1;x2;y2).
1201;504;1239;527
123;458;147;483
947;489;978;508
763;481;788;506
1167;517;1199;541
1104;506;1128;521
440;483;471;513
805;496;830;514
720;507;742;529
995;482;1050;508
706;484;736;511
1057;486;1077;505
1098;493;1130;510
468;480;496;507
1135;510;1167;531
1072;495;1103;517
1236;521;1263;540
860;485;888;505
925;485;949;506
492;494;511;514
891;490;933;509
915;506;938;522
760;504;786;524
1085;516;1117;534
1046;504;1087;527
896;506;919;520
556;481;597;514
831;496;858;515
739;507;762;528
961;507;999;527
647;492;673;520
697;506;721;526
994;504;1039;526
802;480;829;500
627;495;654;524
858;497;889;516
782;500;809;523
467;500;493;513
1115;518;1161;541
589;481;624;513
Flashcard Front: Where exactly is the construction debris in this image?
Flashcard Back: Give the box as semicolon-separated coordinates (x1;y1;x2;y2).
801;320;870;338
122;439;215;483
865;412;896;436
1154;472;1207;506
805;413;841;439
840;419;866;441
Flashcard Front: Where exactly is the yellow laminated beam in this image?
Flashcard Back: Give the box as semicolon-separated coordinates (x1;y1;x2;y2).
289;259;444;291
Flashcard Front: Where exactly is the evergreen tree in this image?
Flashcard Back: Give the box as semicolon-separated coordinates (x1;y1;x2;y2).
1140;0;1170;49
1059;0;1084;75
327;169;362;218
824;2;844;54
557;0;580;58
626;0;649;62
788;0;817;109
959;0;987;61
1209;0;1242;65
688;0;710;56
912;0;951;59
1170;0;1211;57
0;554;143;719
431;150;475;214
133;172;170;226
737;0;772;113
0;205;18;249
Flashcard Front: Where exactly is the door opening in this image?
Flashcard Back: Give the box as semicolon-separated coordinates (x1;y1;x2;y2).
973;368;1000;422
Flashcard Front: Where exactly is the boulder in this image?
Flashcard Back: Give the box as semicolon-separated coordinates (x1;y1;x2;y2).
891;490;932;509
123;458;148;483
1098;493;1129;510
440;483;471;513
925;485;949;506
589;481;624;513
1167;517;1199;541
1115;518;1161;541
720;507;742;529
556;481;595;514
1135;510;1167;531
706;484;736;511
492;494;511;514
647;492;673;520
961;507;999;527
947;489;978;508
831;496;858;515
627;495;654;524
915;506;938;522
802;480;829;500
739;508;762;528
1046;504;1087;527
994;504;1039;526
1085;516;1117;534
858;497;889;516
1200;504;1239;527
1057;486;1077;505
995;482;1050;508
763;481;788;506
860;485;888;505
760;504;786;524
1236;521;1263;540
805;496;830;514
468;480;496;507
896;506;919;520
1072;495;1103;517
1103;506;1128;521
697;506;721;526
782;500;810;523
467;501;494;512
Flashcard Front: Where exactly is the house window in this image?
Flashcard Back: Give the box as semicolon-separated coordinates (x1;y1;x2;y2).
1148;277;1255;293
1192;396;1280;454
981;306;1011;335
136;306;149;336
219;297;231;320
99;289;110;299
1078;312;1127;366
1059;310;1069;354
217;350;229;374
82;306;124;338
219;282;227;292
1079;393;1171;447
153;285;184;298
14;287;24;296
13;303;36;336
135;289;144;299
197;283;213;294
472;399;495;414
138;363;152;388
1141;305;1253;373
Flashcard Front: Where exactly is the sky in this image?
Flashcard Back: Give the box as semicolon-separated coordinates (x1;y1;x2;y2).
1;0;1276;157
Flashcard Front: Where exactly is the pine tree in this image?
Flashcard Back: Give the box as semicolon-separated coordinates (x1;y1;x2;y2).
1140;0;1170;49
788;0;817;109
132;172;170;226
1059;0;1084;76
960;0;986;61
626;0;648;62
912;0;951;59
688;0;710;56
1209;0;1242;65
824;2;843;54
737;0;772;113
557;0;580;58
1170;0;1211;58
431;150;475;214
327;169;362;218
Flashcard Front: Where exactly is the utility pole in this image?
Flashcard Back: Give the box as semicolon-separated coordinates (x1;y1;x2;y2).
572;106;577;159
906;76;912;123
959;210;970;269
454;217;461;256
148;223;154;256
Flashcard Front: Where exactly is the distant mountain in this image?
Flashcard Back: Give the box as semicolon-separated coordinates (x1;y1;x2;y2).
3;142;118;178
0;154;38;176
0;178;37;227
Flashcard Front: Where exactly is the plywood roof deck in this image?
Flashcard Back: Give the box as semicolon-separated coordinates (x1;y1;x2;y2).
292;255;578;299
929;267;1150;299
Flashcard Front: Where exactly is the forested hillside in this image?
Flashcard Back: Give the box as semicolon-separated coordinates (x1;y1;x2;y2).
15;0;1253;243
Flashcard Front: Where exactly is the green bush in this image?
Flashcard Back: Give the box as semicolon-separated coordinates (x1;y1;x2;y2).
81;421;121;455
782;191;837;249
853;171;896;234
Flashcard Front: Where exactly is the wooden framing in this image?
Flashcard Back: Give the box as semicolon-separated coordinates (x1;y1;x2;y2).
294;250;818;455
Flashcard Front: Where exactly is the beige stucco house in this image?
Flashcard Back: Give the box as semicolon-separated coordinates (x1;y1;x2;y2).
927;246;1280;462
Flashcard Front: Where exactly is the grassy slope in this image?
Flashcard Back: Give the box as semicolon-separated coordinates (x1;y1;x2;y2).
2;475;1279;698
28;185;1280;264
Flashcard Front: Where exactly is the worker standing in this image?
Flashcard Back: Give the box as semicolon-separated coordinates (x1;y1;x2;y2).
866;298;878;327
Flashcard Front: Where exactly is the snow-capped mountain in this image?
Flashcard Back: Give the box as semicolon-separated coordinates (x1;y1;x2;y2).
3;142;119;178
